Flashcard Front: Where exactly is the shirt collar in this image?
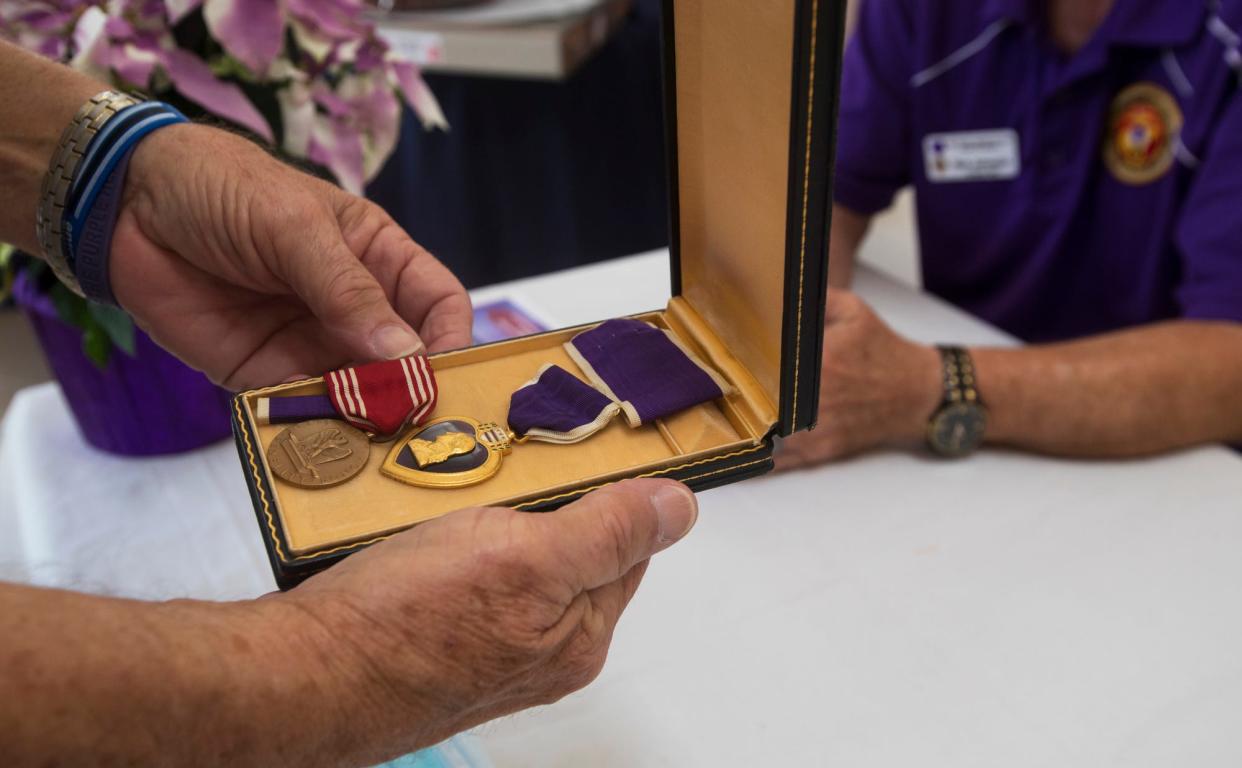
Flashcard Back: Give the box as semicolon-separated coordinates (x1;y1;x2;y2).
980;0;1204;49
1102;0;1204;48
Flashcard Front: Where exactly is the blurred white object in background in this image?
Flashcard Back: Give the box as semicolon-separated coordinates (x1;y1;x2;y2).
859;188;921;289
393;0;605;24
377;0;631;79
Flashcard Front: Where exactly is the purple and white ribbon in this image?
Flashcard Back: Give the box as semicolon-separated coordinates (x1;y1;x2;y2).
508;319;734;444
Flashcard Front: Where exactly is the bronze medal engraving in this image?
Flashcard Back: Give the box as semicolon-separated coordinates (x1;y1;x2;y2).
267;419;369;488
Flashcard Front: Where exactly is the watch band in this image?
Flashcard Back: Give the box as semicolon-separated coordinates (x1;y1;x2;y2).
936;345;982;407
35;90;140;297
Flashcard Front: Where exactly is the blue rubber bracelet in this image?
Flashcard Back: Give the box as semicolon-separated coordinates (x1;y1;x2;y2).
66;101;169;220
72;146;136;305
66;103;187;260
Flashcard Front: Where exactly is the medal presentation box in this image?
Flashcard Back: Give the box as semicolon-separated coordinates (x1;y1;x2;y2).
233;0;847;588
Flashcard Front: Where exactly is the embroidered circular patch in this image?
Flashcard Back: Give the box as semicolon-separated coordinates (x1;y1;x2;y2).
1103;82;1183;186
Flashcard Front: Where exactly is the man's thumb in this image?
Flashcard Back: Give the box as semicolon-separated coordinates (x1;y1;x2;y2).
536;479;698;593
295;238;425;361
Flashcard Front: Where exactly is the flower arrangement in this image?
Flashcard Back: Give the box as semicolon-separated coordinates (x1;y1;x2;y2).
2;0;444;192
1;0;444;365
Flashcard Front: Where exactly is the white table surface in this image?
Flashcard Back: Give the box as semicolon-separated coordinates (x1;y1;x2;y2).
5;251;1242;767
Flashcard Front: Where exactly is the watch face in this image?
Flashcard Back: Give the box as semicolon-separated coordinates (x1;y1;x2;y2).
928;402;987;458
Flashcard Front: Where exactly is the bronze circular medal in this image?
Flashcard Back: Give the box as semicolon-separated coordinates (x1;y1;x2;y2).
267;419;370;488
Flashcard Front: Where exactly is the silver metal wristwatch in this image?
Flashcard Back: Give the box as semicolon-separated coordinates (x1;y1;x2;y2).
35;90;140;296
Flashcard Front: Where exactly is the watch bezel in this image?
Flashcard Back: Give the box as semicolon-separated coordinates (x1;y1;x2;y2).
927;401;988;458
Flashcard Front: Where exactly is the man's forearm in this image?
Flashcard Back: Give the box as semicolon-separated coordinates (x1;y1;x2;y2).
0;582;416;767
0;41;104;254
973;320;1242;457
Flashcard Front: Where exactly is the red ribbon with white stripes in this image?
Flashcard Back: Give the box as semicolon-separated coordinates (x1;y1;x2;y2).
325;355;438;439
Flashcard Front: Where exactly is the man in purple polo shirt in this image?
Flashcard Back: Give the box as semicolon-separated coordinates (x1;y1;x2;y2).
779;0;1242;466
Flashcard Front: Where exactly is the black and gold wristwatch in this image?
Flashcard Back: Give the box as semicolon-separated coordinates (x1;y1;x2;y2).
926;346;987;458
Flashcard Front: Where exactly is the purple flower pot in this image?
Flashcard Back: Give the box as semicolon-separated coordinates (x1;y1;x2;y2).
13;272;233;456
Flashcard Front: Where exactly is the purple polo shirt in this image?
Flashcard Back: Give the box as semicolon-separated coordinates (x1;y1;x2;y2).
835;0;1242;342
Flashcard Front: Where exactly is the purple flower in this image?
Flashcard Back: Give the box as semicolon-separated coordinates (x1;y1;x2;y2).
388;57;446;131
0;0;91;60
73;4;275;140
287;0;367;42
203;0;284;75
4;0;444;190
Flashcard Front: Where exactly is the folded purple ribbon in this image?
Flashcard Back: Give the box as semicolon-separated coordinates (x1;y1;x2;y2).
509;365;616;439
508;319;732;444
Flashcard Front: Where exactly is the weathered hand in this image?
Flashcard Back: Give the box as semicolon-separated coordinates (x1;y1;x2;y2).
110;123;471;390
775;290;941;468
279;478;698;765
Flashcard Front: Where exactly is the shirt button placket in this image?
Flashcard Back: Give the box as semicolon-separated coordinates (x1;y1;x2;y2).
1036;86;1092;211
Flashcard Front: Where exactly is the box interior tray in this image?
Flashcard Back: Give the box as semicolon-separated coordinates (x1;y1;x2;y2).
236;311;764;556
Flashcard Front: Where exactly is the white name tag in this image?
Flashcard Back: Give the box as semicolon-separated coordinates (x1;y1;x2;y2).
923;129;1021;183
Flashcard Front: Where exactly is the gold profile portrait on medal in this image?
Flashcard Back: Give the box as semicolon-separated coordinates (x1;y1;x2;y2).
381;416;515;488
1103;82;1183;186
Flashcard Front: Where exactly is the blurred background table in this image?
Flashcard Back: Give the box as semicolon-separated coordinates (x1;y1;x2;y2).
375;0;634;81
4;250;1242;766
